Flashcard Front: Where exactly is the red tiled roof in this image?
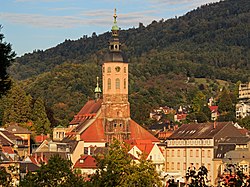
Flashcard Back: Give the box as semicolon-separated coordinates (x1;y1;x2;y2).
176;113;187;120
73;155;97;169
238;128;249;136
35;135;48;143
2;146;14;154
209;106;218;112
158;131;174;139
0;133;13;146
70;99;102;125
130;120;159;143
136;144;154;157
80;119;106;142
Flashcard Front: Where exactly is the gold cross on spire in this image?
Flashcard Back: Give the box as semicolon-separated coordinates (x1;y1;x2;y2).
113;8;117;24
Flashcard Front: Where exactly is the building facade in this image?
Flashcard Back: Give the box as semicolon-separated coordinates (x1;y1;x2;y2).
165;122;245;186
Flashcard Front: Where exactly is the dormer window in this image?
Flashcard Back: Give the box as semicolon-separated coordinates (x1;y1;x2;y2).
80;159;84;163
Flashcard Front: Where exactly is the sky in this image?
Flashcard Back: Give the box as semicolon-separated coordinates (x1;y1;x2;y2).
1;0;220;57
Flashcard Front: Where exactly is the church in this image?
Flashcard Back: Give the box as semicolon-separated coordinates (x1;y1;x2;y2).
59;9;159;146
30;11;162;171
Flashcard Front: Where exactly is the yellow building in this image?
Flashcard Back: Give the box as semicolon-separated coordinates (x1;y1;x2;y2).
165;122;245;186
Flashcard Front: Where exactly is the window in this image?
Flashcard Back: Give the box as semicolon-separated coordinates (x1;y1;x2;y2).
107;67;111;73
116;78;120;89
167;150;170;157
183;162;186;170
108;78;111;89
103;67;105;73
167;162;170;170
177;150;180;157
172;150;175;157
177;162;180;170
202;150;205;157
124;78;126;89
124;67;126;73
184;149;186;157
207;163;211;171
208;150;211;158
190;150;193;157
171;162;174;170
196;149;199;157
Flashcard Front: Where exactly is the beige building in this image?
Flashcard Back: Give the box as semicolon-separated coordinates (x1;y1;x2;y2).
239;82;250;101
165;122;245;186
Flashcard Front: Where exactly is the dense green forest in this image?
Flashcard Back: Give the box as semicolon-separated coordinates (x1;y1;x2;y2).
4;0;250;128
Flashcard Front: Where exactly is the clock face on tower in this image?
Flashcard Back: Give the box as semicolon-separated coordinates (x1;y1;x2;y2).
115;66;121;72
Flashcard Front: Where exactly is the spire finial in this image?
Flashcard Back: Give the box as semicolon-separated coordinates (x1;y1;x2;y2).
94;76;101;100
112;8;119;31
96;76;99;88
114;8;117;24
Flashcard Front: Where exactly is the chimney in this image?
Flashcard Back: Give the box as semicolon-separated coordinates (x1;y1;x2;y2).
213;121;216;129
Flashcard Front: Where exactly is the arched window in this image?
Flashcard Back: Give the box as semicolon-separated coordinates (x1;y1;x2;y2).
124;78;126;89
116;78;120;89
108;78;111;89
107;67;111;73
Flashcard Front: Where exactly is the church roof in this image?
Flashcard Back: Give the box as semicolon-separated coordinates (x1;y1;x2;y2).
70;99;102;125
104;51;128;63
80;119;106;142
129;120;159;142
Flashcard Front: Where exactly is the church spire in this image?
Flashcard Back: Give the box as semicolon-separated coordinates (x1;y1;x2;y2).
109;8;121;52
94;76;101;100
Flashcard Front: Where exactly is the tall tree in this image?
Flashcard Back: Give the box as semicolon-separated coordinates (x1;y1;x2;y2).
2;83;32;125
91;140;162;187
20;154;86;187
218;88;234;113
191;91;206;113
0;25;16;97
32;97;51;134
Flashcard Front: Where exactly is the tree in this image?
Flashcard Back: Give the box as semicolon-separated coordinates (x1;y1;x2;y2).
0;25;16;97
2;83;32;125
220;163;250;187
20;154;86;187
90;139;162;187
0;166;12;186
32;97;51;134
238;116;250;130
218;88;234;113
191;91;206;113
185;165;209;187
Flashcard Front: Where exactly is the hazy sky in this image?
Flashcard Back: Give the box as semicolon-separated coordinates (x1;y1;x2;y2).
1;0;220;56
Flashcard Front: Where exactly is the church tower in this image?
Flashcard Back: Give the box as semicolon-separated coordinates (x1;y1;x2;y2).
101;9;131;143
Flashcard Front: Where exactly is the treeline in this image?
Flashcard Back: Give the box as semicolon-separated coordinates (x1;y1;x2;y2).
3;0;250;128
10;0;250;82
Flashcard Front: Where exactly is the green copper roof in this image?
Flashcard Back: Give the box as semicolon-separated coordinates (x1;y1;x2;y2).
112;24;119;31
112;8;119;31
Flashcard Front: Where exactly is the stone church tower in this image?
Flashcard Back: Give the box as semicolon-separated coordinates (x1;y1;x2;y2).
101;9;131;143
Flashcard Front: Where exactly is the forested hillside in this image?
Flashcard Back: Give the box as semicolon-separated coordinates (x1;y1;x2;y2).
6;0;250;127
